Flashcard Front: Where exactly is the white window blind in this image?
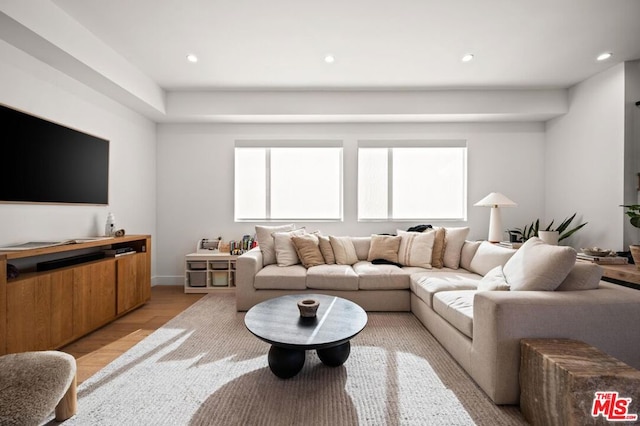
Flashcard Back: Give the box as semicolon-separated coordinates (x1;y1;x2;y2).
235;142;343;221
358;141;467;221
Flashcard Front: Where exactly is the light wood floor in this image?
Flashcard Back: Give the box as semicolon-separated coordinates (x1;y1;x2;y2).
61;285;206;384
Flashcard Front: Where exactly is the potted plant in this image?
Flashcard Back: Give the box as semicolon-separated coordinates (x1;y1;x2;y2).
621;204;640;267
510;213;587;245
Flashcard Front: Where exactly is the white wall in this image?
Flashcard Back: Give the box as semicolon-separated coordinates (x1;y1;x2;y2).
0;41;158;276
156;122;545;283
624;60;640;246
545;64;626;251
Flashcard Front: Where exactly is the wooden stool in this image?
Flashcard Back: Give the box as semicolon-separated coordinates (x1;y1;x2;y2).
0;350;77;424
520;339;640;426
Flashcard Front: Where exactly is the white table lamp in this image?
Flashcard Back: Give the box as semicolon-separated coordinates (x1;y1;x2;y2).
474;192;517;243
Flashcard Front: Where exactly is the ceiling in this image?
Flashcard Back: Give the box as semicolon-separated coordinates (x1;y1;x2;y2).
2;1;640;122
50;0;640;90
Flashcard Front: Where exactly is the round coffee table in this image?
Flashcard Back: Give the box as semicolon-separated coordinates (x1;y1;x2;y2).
244;294;367;379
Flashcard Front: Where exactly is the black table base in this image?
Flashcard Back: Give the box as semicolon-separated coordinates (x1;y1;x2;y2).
268;341;351;379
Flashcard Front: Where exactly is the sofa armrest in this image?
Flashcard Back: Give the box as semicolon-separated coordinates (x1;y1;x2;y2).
470;283;640;404
235;247;263;311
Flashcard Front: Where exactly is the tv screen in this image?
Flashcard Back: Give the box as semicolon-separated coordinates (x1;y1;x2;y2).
0;104;109;205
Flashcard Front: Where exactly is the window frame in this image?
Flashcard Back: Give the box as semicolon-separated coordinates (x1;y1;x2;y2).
234;140;344;222
357;140;468;222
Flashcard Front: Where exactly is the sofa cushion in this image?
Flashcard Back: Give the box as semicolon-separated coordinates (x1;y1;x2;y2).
330;236;359;265
318;235;336;264
367;235;402;263
432;290;475;339
460;240;482;271
443;227;470;269
351;237;372;261
397;230;435;269
556;262;603;291
353;261;410;290
255;224;295;266
410;273;480;308
291;234;325;268
477;265;510;291
503;237;577;291
273;229;306;266
254;264;307;290
306;264;359;290
431;227;446;268
469;242;517;276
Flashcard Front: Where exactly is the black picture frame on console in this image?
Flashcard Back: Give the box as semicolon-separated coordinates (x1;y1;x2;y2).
0;104;109;205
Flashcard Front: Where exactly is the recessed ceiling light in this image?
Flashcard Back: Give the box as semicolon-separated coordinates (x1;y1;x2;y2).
186;54;198;63
324;54;335;64
461;54;474;62
596;52;612;61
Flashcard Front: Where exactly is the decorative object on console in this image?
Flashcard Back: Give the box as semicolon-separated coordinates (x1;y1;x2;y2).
104;212;116;237
297;298;320;317
114;229;125;237
473;192;517;243
581;247;612;257
620;204;640;268
537;230;559;245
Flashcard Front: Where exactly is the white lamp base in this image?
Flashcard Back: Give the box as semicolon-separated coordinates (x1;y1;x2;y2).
487;206;503;243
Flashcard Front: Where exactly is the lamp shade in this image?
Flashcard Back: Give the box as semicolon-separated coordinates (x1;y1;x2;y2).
474;192;517;207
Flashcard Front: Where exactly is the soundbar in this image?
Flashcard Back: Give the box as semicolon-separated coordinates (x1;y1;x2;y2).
37;251;106;272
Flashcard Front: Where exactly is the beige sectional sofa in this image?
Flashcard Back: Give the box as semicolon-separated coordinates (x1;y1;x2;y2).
236;230;640;405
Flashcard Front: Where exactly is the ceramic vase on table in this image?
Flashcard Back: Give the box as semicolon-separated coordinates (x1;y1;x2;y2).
538;231;559;245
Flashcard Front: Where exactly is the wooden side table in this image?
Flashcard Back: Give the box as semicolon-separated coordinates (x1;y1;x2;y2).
594;263;640;290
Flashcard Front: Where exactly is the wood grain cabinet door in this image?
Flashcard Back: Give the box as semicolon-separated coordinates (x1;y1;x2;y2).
117;253;150;314
5;269;73;352
73;260;116;336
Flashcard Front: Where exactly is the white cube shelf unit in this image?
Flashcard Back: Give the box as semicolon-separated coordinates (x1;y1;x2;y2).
184;252;237;293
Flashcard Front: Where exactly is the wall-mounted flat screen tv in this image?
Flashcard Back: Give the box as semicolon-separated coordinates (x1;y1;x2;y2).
0;104;109;205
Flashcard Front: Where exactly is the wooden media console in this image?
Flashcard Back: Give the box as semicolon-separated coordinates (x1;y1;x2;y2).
0;235;151;355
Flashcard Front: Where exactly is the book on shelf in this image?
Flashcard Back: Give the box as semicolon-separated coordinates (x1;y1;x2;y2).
497;241;523;249
576;254;628;265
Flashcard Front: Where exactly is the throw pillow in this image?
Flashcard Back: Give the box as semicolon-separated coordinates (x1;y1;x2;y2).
469;241;517;276
460;240;482;271
503;237;577;291
291;234;325;268
555;262;602;291
317;235;336;264
255;224;295;266
273;229;306;267
397;230;436;268
367;234;402;263
443;227;470;269
431;227;446;268
329;236;359;265
477;265;510;291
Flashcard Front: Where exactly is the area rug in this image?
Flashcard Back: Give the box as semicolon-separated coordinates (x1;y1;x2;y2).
58;293;526;425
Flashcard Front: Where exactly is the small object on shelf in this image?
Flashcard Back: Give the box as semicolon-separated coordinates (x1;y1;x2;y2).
105;212;116;237
114;229;126;237
6;263;19;279
576;253;628;265
103;247;134;257
498;241;523;249
297;299;320;318
580;247;612;257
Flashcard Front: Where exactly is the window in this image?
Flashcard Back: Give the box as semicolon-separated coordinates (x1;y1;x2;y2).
235;141;343;221
358;141;467;221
